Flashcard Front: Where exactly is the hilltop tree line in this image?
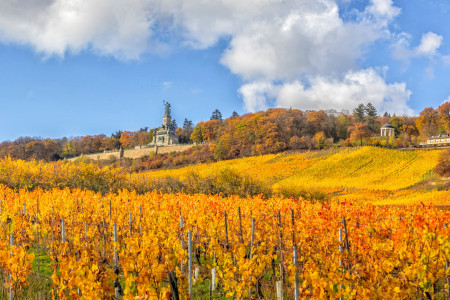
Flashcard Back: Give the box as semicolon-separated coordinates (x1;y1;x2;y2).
0;102;448;163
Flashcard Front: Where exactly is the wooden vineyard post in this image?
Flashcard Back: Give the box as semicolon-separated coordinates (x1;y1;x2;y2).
168;271;180;300
342;217;350;253
139;205;143;236
180;216;184;274
224;211;229;248
114;222;120;299
194;266;199;283
276;281;283;300
446;250;449;299
445;224;449;299
209;281;213;300
238;207;243;243
339;228;343;300
85;222;88;247
173;201;182;298
211;267;216;291
277;210;284;300
249;218;255;298
129;212;132;235
291;210;295;245
60;217;67;296
291;209;299;300
9;234;14;300
61;218;65;244
188;230;193;298
36;196;41;300
293;246;299;300
36;221;40;274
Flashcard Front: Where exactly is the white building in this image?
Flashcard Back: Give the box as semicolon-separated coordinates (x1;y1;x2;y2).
380;123;395;137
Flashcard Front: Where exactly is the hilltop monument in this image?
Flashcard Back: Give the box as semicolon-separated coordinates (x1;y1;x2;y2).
151;101;179;145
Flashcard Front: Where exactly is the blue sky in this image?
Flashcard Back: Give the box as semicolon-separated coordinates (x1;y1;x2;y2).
0;0;449;141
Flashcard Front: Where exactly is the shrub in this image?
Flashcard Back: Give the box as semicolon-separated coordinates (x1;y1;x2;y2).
434;147;450;177
277;186;330;203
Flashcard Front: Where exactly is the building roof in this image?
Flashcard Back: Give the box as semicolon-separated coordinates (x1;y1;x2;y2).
428;133;450;139
381;123;395;129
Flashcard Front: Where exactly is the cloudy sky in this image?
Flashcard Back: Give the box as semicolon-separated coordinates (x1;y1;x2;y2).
0;0;449;140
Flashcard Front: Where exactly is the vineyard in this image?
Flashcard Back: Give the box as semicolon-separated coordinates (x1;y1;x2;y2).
143;147;449;205
0;147;448;299
0;185;449;299
145;147;442;190
0;147;447;206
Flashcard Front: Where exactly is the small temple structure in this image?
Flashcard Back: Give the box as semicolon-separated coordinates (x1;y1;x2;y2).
151;101;179;145
380;123;395;137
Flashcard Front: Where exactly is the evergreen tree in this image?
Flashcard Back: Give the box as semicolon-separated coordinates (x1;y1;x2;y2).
365;103;380;132
352;103;366;122
111;130;122;139
231;111;239;118
211;109;223;121
183;118;193;130
170;119;177;131
365;103;377;117
181;118;194;143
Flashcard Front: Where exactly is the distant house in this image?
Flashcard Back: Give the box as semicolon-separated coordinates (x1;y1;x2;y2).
426;134;450;146
380;123;395;137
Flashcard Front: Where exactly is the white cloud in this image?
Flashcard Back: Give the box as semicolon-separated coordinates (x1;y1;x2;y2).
415;32;442;56
366;0;401;25
0;0;159;59
238;81;279;112
443;96;450;105
393;31;444;60
239;68;413;115
0;0;414;113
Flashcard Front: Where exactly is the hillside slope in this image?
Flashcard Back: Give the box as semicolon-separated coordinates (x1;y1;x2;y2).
147;147;443;190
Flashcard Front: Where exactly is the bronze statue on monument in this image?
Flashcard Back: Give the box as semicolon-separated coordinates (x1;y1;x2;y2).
151;101;178;146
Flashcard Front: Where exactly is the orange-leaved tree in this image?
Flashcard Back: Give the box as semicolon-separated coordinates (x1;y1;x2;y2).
349;122;371;146
416;107;439;137
437;102;450;133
